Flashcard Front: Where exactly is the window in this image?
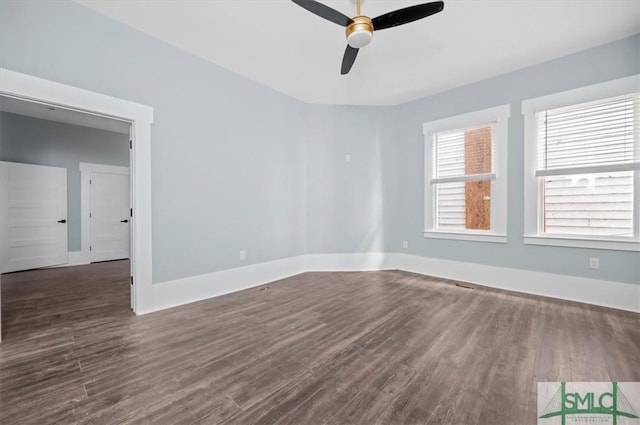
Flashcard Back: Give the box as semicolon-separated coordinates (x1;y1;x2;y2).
523;75;640;251
423;105;510;243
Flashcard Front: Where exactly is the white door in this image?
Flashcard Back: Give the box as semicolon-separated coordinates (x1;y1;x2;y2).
90;172;129;262
0;161;68;273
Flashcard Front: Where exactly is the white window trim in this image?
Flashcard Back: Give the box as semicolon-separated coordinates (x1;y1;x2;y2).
522;74;640;251
423;104;510;243
423;230;507;243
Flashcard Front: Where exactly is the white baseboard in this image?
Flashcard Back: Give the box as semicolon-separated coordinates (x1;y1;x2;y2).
394;253;640;313
140;252;639;315
137;255;307;315
305;253;397;271
52;251;90;268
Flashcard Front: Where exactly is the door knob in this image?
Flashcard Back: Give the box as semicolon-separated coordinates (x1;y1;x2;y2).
121;219;129;223
57;219;67;223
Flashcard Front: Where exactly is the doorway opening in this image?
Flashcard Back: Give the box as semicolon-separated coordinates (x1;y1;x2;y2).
1;94;134;311
0;68;154;336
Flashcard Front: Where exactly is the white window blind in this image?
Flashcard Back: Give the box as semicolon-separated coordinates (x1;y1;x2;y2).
535;94;640;176
433;124;496;181
535;94;639;237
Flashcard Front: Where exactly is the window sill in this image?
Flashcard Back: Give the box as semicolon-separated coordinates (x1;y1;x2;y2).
524;235;640;252
424;231;507;244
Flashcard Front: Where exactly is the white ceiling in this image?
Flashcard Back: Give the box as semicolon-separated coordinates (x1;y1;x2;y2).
0;95;131;134
76;0;640;106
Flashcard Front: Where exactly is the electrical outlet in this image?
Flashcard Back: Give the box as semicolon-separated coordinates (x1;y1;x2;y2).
345;154;351;163
402;240;409;249
239;250;246;261
589;257;599;269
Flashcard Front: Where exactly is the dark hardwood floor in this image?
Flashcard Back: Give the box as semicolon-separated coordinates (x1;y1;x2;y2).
0;261;638;425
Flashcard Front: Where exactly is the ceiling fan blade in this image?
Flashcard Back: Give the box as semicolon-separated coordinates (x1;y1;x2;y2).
372;1;444;31
341;45;359;75
292;0;353;27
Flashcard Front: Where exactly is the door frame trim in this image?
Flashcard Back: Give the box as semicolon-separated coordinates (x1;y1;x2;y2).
79;162;130;265
1;68;154;314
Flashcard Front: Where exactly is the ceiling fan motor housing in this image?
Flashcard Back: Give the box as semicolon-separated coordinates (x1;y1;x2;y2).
346;16;373;48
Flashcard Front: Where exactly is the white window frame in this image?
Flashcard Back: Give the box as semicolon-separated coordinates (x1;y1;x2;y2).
522;74;640;251
423;104;510;243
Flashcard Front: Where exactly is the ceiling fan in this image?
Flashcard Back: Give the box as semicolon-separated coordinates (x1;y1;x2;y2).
292;0;444;75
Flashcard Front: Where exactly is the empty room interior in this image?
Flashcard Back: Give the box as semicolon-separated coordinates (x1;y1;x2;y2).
0;1;639;424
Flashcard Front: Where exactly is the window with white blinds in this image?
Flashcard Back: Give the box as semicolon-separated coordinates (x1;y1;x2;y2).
536;94;639;175
523;77;640;251
423;104;509;242
434;124;496;179
534;94;639;238
433;125;495;231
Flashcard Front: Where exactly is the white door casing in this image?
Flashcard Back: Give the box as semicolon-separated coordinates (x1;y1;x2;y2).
0;161;68;273
1;68;154;316
89;170;130;262
128;124;135;310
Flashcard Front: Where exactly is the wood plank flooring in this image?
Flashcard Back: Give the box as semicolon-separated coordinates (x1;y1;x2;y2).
1;261;638;424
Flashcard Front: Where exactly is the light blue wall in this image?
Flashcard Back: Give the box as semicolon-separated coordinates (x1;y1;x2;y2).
1;0;637;285
0;112;130;251
0;0;307;282
394;34;640;284
305;105;398;254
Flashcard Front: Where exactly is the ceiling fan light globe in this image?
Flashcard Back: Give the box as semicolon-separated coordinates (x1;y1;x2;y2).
345;16;374;49
347;30;372;48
